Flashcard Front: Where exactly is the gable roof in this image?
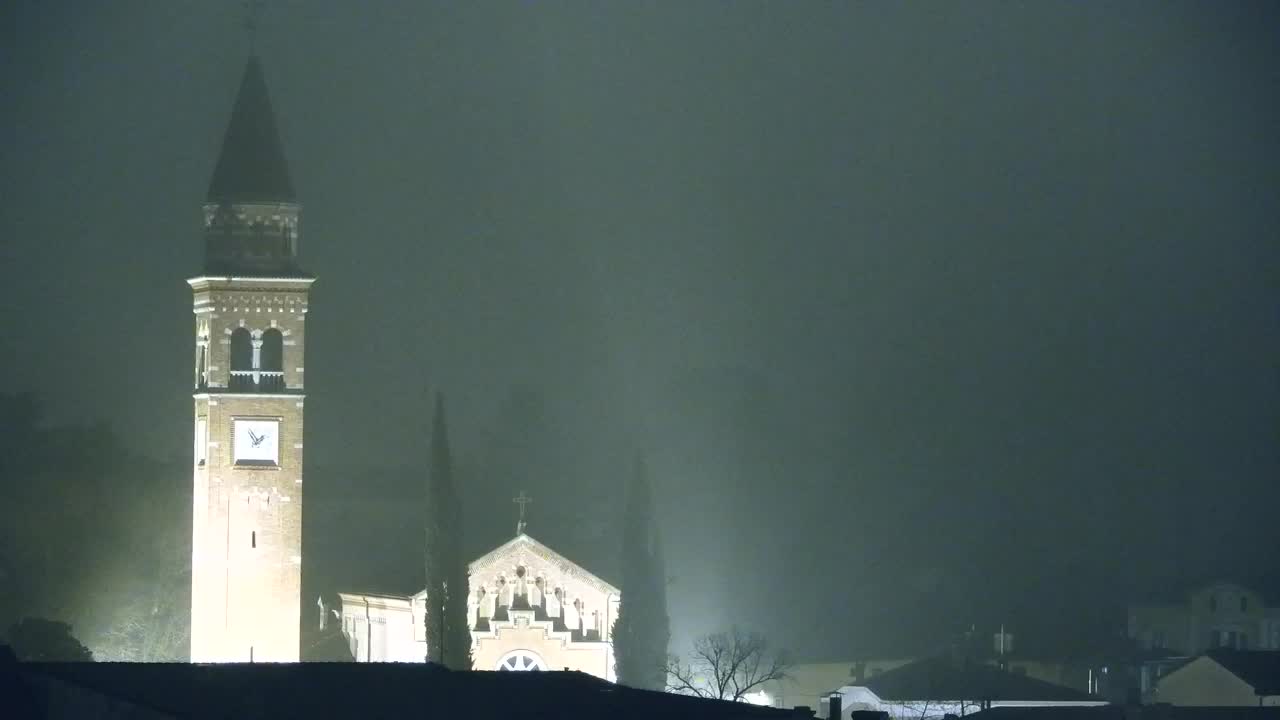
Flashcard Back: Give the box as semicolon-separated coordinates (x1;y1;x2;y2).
1206;650;1280;696
9;662;812;720
338;533;620;603
862;656;1095;702
469;533;620;596
207;56;295;203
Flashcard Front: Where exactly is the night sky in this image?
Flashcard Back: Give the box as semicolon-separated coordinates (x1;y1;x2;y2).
3;1;1278;660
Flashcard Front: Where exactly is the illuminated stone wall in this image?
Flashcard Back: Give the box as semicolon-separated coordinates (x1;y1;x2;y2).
338;593;425;662
468;534;620;679
338;534;620;680
190;277;313;662
472;611;613;677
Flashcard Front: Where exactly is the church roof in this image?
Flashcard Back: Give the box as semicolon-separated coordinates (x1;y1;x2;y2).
470;533;621;596
207;56;296;203
336;533;620;603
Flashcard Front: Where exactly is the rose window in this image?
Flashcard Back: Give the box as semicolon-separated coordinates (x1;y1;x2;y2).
496;649;547;671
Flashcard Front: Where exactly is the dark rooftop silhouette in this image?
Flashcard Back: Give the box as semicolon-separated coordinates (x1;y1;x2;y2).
968;707;1280;720
3;654;817;720
1199;651;1280;697
206;55;295;204
862;655;1096;702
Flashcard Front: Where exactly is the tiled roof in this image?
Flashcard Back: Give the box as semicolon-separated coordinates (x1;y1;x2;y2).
863;656;1095;702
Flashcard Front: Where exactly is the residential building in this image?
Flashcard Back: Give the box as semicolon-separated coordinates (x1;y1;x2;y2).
1129;582;1280;655
820;655;1104;720
764;660;913;712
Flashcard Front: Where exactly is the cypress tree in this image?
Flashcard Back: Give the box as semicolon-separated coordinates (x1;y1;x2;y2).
425;392;472;669
613;454;670;690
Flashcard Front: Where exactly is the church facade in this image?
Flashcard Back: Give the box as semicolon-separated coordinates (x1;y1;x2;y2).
189;56;312;662
339;533;620;680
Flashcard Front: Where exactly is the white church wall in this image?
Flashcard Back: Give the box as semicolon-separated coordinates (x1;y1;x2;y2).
472;612;615;681
338;533;620;675
339;592;425;663
467;534;620;644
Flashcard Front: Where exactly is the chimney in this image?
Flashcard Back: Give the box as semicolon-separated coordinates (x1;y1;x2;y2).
827;693;843;720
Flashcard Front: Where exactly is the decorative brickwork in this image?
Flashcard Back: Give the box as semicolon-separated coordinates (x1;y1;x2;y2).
190;279;312;662
189;55;311;663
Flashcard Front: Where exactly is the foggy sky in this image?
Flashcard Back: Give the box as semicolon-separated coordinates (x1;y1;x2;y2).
2;1;1278;659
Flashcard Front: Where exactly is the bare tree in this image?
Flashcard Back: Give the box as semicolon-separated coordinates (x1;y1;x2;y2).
884;698;984;720
665;627;790;702
885;700;938;720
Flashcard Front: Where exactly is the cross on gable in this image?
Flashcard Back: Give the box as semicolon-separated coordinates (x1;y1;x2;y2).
513;491;532;535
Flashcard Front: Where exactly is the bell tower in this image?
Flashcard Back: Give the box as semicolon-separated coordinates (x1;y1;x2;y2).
189;55;311;662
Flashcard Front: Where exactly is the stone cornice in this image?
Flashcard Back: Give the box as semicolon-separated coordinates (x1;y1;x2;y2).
188;276;316;288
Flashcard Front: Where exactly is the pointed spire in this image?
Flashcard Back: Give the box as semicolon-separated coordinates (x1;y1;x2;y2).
207;56;295;203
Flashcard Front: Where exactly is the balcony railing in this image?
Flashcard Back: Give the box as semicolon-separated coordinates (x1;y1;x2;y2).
229;370;286;393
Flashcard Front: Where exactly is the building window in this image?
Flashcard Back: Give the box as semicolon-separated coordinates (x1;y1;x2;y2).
1210;596;1218;612
197;344;208;389
230;328;253;390
230;327;252;370
496;649;547;671
259;328;284;392
260;328;283;371
1241;597;1248;612
195;417;208;466
1212;630;1244;649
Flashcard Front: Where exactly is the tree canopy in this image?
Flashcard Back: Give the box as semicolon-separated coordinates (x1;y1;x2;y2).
424;392;472;669
6;617;94;662
0;393;189;662
666;627;790;703
613;455;669;690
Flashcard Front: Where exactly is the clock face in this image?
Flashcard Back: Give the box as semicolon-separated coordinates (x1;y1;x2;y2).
233;419;280;465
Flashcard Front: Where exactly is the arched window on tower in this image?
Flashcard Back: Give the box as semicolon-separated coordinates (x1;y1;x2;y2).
230;328;252;391
260;328;284;392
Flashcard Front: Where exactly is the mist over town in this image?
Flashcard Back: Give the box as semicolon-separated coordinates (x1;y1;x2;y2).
2;3;1278;719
